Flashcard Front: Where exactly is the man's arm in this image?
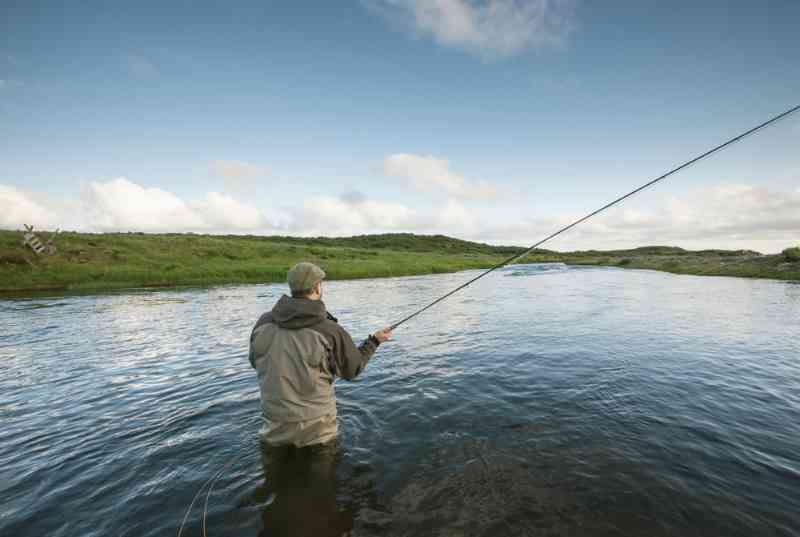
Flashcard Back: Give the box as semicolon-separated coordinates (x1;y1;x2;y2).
315;321;392;381
248;312;273;368
337;330;379;380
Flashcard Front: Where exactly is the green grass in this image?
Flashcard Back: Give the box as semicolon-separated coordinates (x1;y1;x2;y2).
783;246;800;262
0;231;525;294
2;230;798;295
519;246;800;281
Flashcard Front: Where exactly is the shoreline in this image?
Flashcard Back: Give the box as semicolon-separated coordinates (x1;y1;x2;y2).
2;231;798;297
3;259;798;299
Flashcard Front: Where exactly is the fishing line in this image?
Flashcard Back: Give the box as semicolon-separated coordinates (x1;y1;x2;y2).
176;441;252;537
389;104;800;331
202;454;242;537
176;419;261;537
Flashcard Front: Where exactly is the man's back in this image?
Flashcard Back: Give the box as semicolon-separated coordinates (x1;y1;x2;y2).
249;294;379;447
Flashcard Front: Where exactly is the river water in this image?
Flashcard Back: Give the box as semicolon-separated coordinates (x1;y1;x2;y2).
1;264;799;536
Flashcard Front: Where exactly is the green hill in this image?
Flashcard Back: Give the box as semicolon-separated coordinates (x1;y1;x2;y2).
0;230;527;293
1;230;797;295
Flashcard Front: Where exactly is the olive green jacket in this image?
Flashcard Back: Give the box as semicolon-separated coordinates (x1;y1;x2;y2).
249;295;379;445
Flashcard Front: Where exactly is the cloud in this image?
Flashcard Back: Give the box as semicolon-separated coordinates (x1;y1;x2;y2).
190;192;267;230
291;194;417;234
437;199;478;232
656;185;800;238
2;179;797;253
384;153;498;200
366;0;575;58
0;178;270;233
471;184;800;253
0;185;62;230
339;190;368;205
211;160;270;194
80;178;272;232
0;180;412;236
81;179;206;231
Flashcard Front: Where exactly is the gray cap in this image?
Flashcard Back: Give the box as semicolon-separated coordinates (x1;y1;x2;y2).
287;262;326;294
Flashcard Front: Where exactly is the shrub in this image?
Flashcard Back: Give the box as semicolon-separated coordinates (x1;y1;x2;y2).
783;246;800;262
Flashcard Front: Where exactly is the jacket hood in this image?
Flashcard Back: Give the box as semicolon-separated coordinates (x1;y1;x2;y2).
270;295;328;329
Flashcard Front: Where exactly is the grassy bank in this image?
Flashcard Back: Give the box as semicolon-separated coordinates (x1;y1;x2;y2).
524;246;800;282
0;231;522;294
1;230;798;295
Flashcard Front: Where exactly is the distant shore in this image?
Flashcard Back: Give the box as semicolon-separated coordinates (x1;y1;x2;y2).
1;231;798;295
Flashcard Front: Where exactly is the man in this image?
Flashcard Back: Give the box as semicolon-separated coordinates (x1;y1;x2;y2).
249;261;392;447
249;262;391;535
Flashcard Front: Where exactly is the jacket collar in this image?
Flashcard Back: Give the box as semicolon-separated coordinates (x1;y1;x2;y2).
270;295;327;329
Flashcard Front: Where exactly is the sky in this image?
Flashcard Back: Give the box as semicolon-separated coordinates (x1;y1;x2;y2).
1;0;799;253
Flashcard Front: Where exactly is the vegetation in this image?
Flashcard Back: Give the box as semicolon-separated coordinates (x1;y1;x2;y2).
1;230;798;295
517;245;800;281
783;246;800;262
0;231;527;294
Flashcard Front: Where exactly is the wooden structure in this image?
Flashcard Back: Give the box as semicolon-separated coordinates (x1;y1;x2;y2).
22;225;59;255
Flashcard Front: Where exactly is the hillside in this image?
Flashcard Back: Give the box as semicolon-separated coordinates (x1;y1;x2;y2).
1;230;798;294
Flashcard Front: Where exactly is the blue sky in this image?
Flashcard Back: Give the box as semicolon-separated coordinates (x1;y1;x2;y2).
1;0;798;252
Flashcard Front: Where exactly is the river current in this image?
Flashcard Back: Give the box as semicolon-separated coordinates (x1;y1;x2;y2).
1;264;799;536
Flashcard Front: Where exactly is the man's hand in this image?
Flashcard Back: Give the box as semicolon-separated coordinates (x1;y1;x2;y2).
372;326;393;344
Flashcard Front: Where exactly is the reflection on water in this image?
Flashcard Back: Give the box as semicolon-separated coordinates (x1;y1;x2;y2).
1;265;799;536
256;441;352;537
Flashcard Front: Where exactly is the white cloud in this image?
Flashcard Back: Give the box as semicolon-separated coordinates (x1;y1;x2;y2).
0;178;273;233
0;178;276;234
211;160;270;194
2;179;797;253
0;185;61;230
285;193;488;237
1;179;414;236
437;199;478;232
292;194;417;234
190;191;267;230
366;0;575;58
81;179;205;231
384;153;497;200
470;184;800;253
660;184;800;238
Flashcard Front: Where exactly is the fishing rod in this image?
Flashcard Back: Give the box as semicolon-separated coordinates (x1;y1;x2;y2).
389;103;800;331
178;104;798;537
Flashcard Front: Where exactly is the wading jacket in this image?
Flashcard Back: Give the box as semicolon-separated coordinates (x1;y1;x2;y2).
248;295;379;446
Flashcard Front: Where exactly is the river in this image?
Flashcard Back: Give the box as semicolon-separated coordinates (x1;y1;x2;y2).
1;264;799;536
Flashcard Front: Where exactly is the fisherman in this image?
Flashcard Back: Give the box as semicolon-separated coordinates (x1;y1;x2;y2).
249;261;392;447
249;262;391;535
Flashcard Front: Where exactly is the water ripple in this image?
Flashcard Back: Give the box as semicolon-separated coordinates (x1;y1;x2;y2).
1;267;799;536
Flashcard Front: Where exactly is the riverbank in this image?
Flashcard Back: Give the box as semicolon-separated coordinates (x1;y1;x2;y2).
0;231;521;294
526;246;800;282
1;231;798;294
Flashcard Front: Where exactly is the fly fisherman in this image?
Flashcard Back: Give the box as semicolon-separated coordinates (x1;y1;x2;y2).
249;261;393;447
248;262;392;535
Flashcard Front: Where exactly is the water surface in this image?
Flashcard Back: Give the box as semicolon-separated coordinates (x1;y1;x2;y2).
1;265;799;536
